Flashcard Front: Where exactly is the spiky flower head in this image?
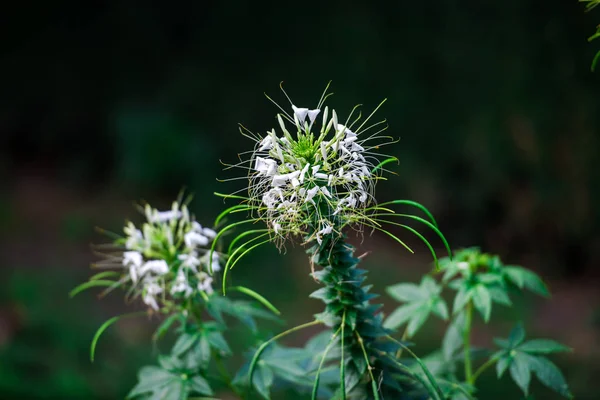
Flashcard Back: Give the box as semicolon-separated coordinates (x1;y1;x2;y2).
91;196;222;312
229;82;395;246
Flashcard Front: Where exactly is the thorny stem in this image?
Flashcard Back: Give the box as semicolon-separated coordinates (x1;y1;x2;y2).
464;301;474;384
309;234;431;398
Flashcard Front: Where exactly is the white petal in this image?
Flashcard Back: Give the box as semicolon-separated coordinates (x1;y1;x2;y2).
272;174;288;187
300;163;310;182
320;142;328;162
292;105;309;123
258;135;273;151
202;227;217;239
185;231;209;248
320;187;332;198
140;260;169;275
307;109;320;123
143;294;159;310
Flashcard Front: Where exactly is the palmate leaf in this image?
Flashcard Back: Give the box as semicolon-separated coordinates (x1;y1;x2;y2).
504;266;550;297
442;311;465;361
509;353;532;395
127;366;177;399
493;324;573;398
384;276;448;337
518;339;572;354
472;284;492;322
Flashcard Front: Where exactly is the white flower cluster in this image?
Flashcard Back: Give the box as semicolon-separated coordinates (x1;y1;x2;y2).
120;201;221;311
247;101;383;244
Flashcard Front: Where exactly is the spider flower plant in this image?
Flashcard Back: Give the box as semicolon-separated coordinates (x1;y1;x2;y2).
215;83;452;399
71;194;280;366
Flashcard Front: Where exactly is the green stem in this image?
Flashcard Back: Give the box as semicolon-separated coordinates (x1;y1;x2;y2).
309;234;432;398
248;320;322;387
394;327;410;359
464;301;473;384
471;355;499;384
356;331;380;400
340;311;347;400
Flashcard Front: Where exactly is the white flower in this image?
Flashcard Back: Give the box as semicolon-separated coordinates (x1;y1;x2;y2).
123;251;143;267
255;157;278;177
197;272;214;295
143;281;163;310
178;252;201;273
171;269;193;297
258;135;273;151
202;227;217;239
304;186;319;205
123;251;143;282
124;222;145;250
292;105;309;122
316;224;333;244
185;231;209;248
149;210;182;223
240;87;389;243
143;294;159;310
320;187;332;198
307;109;320;123
140;260;169;276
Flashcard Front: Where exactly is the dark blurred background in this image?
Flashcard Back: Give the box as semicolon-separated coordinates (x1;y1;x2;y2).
1;1;599;399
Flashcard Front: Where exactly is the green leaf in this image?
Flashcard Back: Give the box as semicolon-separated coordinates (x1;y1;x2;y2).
496;354;511;378
528;355;573;398
488;286;512;306
229;286;281;315
472;285;492;322
264;358;306;377
518;339;571;354
509;353;531;396
508;323;526;347
442;312;465;360
69;279;118;298
206;331;231;355
153;314;183;342
431;298;449;320
504;267;550;297
189;375;213;396
158;355;183;371
253;364;274;400
91;312;145;362
158;380;185;400
592;50;600;72
383;302;423;330
386;283;425;302
172;333;199;357
406;306;432;337
128;367;175;398
452;286;472;314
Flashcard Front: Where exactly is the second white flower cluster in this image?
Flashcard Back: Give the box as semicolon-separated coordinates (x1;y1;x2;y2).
120;202;221;311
